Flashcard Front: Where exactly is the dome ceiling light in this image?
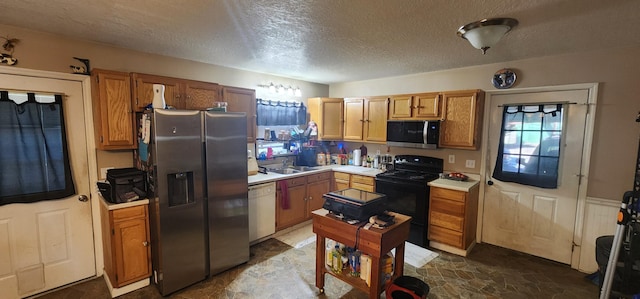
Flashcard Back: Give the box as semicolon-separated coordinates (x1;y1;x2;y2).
457;18;519;54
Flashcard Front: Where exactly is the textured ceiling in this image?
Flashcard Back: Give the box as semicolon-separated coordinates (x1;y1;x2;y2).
0;0;639;84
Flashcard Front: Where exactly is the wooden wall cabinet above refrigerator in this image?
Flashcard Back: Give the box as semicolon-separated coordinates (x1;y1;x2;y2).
220;86;257;142
307;97;344;140
130;73;257;142
342;97;388;143
439;90;484;150
91;69;136;150
131;73;219;111
388;92;441;120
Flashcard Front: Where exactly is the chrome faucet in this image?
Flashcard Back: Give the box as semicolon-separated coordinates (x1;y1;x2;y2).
282;158;289;168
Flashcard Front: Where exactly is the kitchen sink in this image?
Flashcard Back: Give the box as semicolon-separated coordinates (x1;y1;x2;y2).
289;166;317;171
268;168;300;174
265;165;317;174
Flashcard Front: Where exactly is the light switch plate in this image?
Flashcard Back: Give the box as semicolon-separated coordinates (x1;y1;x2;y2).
465;160;475;168
448;155;455;164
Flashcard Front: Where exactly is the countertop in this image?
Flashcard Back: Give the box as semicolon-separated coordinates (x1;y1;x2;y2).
428;174;480;192
99;195;150;210
248;164;384;186
249;164;479;193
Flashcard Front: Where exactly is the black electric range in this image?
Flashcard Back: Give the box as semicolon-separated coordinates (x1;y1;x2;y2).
375;155;443;248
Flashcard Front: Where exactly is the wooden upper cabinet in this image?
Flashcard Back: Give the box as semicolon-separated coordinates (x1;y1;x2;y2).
439;90;485;150
414;93;441;118
307;97;344;140
131;73;181;110
364;97;389;142
221;86;257;142
342;97;388;143
91;69;136;150
343;98;365;141
131;73;219;111
183;80;219;110
389;93;440;120
388;95;413;118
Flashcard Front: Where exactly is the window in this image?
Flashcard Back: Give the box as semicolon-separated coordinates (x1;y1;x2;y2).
256;99;306;126
0;91;75;205
492;104;563;188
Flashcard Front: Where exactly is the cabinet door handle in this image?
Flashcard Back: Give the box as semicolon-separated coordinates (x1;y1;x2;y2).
308;196;312;201
143;241;149;247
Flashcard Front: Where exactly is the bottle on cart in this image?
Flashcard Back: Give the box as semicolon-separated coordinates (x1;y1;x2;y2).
326;239;334;267
331;244;343;273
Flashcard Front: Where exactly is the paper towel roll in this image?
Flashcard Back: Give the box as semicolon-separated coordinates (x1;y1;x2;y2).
353;149;361;166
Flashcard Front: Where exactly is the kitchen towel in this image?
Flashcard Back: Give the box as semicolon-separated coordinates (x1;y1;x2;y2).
278;180;289;209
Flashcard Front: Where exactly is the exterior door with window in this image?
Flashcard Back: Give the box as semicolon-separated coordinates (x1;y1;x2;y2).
0;73;95;298
483;89;589;264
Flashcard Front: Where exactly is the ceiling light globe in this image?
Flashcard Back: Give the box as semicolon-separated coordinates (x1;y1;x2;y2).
458;18;518;54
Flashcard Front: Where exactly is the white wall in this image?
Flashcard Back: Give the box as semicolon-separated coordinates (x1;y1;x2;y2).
330;46;640;201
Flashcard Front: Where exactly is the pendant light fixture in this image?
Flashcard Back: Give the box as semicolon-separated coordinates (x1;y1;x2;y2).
457;18;518;54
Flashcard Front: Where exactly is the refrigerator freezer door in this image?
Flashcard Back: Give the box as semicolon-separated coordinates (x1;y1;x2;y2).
204;111;250;275
151;109;207;295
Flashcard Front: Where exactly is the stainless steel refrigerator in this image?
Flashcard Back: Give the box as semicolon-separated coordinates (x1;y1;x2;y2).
138;109;249;296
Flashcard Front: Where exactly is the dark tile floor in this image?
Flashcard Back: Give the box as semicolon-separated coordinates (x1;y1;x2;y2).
38;226;599;299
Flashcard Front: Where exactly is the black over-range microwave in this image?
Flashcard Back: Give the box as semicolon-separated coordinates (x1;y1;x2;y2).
386;120;440;149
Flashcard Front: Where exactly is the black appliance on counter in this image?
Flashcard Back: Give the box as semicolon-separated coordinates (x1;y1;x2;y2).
296;145;318;167
322;188;388;222
375;155;443;248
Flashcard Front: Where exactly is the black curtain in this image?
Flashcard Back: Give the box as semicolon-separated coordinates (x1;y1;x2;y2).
492;104;563;189
0;92;75;205
256;99;306;126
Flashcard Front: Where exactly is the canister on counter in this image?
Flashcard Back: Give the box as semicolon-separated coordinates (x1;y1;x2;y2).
264;128;271;140
317;153;326;165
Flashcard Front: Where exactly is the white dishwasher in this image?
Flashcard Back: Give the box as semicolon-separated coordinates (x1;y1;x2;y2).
248;182;276;243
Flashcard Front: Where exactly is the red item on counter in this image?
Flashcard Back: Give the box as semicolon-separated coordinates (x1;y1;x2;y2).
267;147;273;159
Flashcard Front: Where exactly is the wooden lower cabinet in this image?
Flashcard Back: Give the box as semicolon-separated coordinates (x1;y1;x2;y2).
100;202;151;288
276;172;331;230
332;171;375;192
428;185;479;253
351;174;375;192
333;171;350;191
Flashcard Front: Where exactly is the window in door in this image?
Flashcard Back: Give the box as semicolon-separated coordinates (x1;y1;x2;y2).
0;91;75;205
492;104;563;188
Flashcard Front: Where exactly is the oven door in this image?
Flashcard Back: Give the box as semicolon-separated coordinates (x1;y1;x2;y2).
375;177;430;247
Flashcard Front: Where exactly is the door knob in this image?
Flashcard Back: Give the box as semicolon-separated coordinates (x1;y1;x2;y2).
78;195;89;202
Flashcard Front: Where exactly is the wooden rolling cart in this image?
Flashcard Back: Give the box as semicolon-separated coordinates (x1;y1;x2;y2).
312;209;411;299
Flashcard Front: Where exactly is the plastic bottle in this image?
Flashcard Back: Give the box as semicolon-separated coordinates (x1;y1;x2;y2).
326;239;334;267
331;244;343;273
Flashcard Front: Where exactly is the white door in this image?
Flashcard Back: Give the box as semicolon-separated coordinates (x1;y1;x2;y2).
0;74;95;298
482;89;589;264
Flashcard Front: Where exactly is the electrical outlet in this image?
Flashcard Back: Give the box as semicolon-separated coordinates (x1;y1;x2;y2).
465;160;476;168
100;167;114;180
448;155;455;164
